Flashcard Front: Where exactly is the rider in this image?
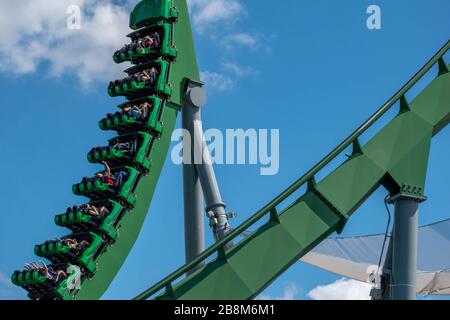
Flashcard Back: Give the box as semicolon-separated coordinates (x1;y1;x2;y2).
96;161;115;186
133;68;158;84
96;161;129;189
114;170;129;188
24;261;40;271
82;203;110;217
130;38;141;52
123;104;146;119
24;261;67;284
112;139;138;154
63;238;90;251
141;32;160;49
40;261;67;283
147;67;158;84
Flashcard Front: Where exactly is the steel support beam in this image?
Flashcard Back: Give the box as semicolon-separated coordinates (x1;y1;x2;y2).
191;119;231;244
182;80;232;272
182;83;205;274
388;193;421;300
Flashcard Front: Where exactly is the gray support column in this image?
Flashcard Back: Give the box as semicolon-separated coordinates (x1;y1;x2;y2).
182;83;205;274
184;80;232;246
389;194;420;300
192;119;231;243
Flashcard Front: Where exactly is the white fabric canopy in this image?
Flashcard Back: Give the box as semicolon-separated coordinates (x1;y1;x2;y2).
301;219;450;295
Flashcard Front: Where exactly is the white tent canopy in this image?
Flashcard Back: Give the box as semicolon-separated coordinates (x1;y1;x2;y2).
301;219;450;295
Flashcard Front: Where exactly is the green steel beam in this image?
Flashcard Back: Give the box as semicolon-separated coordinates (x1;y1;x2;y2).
134;41;450;300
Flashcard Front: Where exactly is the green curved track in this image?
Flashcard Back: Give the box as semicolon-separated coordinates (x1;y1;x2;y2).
77;0;200;300
135;42;450;299
12;0;200;300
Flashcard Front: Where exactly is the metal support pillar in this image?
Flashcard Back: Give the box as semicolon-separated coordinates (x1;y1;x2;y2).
192;118;232;245
387;193;422;300
182;82;205;275
182;80;232;272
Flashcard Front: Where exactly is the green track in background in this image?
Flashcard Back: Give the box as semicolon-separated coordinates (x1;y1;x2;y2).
135;44;450;300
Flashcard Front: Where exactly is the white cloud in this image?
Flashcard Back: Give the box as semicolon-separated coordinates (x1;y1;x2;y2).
188;0;245;32
187;0;262;51
222;62;256;78
258;282;299;300
308;278;371;300
0;0;134;86
200;63;256;91
0;0;259;89
200;70;233;91
225;33;258;49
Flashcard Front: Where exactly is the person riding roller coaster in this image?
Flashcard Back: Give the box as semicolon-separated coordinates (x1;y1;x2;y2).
90;138;138;159
66;204;110;218
111;139;138;154
128;67;159;85
122;102;150;120
108;68;159;94
114;32;161;60
80;161;129;190
24;261;67;284
62;238;90;251
139;32;161;51
131;68;159;84
82;203;110;217
97;161;129;188
116;32;160;54
103;102;149;125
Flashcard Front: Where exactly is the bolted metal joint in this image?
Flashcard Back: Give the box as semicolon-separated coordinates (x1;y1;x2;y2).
369;271;388;300
206;210;218;229
184;79;207;108
387;192;427;205
226;212;237;219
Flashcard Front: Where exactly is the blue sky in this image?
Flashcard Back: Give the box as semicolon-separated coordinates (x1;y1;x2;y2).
0;0;449;300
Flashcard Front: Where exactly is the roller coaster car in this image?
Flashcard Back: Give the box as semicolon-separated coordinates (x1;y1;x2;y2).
129;0;179;30
54;200;124;241
72;166;140;207
12;263;81;300
113;23;177;64
87;132;154;172
99;96;164;134
34;232;104;275
108;60;171;98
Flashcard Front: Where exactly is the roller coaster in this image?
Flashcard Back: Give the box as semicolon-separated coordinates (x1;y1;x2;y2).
11;0;450;300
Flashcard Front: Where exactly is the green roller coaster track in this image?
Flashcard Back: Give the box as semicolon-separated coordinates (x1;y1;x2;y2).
12;0;200;300
134;42;450;300
11;0;450;300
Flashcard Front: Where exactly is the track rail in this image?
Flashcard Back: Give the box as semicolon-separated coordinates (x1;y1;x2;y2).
135;40;450;300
